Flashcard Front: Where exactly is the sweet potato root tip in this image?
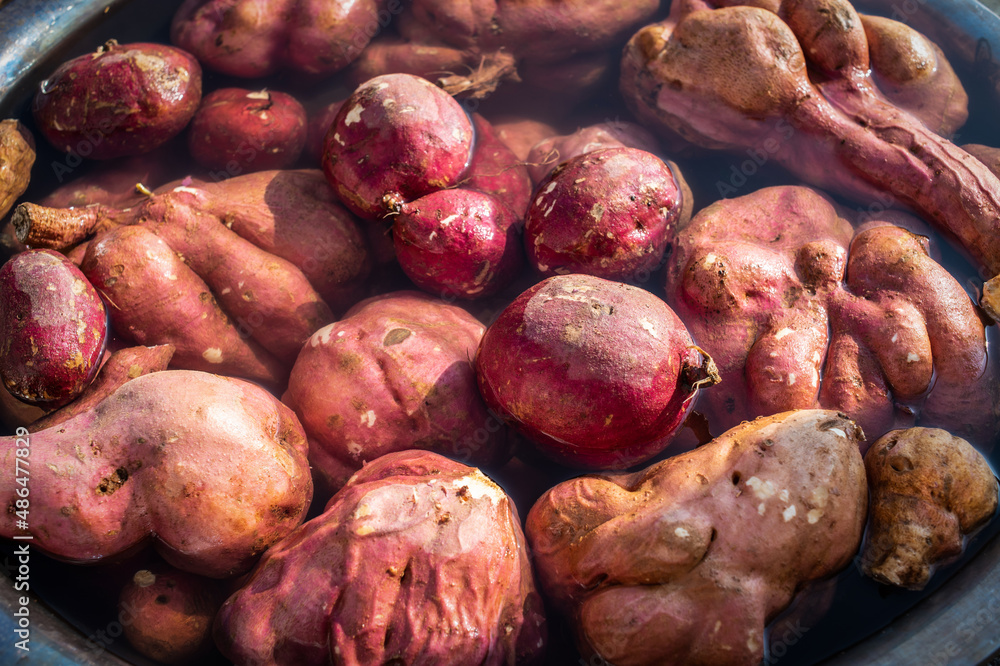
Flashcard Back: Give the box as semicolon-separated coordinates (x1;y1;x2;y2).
12;202;102;250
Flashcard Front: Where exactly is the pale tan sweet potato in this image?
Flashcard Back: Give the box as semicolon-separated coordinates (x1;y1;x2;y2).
0;119;35;219
526;409;868;665
0;370;313;577
861;427;998;590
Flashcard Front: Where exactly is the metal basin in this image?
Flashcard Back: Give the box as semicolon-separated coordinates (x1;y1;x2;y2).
0;0;999;663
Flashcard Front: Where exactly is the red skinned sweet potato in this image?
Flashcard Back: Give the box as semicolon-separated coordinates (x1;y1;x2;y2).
322;73;475;220
284;291;512;490
525;120;660;184
526;409;868;665
491;116;559;163
170;0;386;77
119;564;225;664
305;99;344;164
476;274;718;469
524;147;683;281
187;88;307;173
861;427;998;590
0;249;107;406
215;449;547;665
663;185;998;449
464;113;533;217
0;370;313;577
33;40;201;160
394;188;524;299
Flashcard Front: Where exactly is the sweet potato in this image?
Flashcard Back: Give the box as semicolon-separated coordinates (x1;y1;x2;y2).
305;99;344;164
861;14;968;137
215;449;547;665
13;170;373;382
170;0;386;77
663;185;998;449
0;119;35;219
187;88;308;173
491;116;559;163
861;427;998;590
33;40;201;160
620;0;1000;315
0;370;313;577
476;274;718;469
119;564;225;664
284;291;512;490
524;147;683;281
465;113;533;218
525;120;660;184
28;344;175;432
322;73;475;220
0;249;107;406
393;188;524;299
525;409;868;665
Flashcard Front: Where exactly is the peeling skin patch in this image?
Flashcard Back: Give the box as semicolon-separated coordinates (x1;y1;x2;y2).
746;476;776;500
640;318;660;339
543;181;557;195
828;428;847;438
675;527;690;538
449;470;503;502
202;348;223;364
891;333;899;343
590;203;605;221
783;505;797;521
361;410;377;427
344;103;364;126
907;352;920;363
775;327;794;340
788;373;796;386
347;441;363;460
704;253;717;267
440;214;459;227
757;502;766;515
807;509;824;524
310;325;336;347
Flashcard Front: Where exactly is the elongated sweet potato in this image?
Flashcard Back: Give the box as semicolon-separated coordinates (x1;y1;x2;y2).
526;409;868;665
284;291;512;490
476;274;718;469
0;249;107;406
14;169;372;382
620;0;1000;316
0;370;313;577
215;450;547;665
33;40;201;160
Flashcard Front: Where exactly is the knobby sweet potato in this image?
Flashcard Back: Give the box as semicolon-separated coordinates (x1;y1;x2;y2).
664;185;997;450
526;409;868;665
0;119;35;219
0;370;313;577
619;0;1000;317
861;427;998;590
215;450;547;665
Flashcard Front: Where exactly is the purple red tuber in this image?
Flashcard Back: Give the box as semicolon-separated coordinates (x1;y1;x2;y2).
476;274;719;469
0;249;107;407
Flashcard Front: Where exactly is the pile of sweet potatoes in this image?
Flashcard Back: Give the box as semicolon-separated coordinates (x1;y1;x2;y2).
2;0;1000;664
